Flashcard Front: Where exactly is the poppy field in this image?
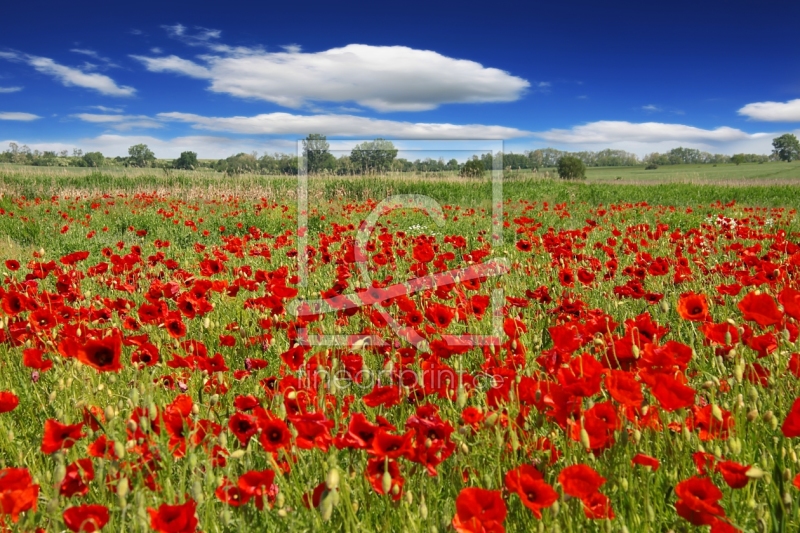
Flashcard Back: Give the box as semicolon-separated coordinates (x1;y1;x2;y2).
1;175;800;532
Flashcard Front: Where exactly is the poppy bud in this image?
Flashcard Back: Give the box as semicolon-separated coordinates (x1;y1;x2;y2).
230;450;246;460
382;459;392;494
711;404;723;422
747;409;759;422
114;441;126;460
580;427;591;450
326;468;340;490
192;480;204;505
659;300;669;313
631;345;640;359
117;476;129;499
319;491;335;522
419;496;428;519
276;492;285;509
746;467;765;479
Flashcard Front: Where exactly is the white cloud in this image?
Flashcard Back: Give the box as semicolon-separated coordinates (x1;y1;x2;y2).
0;51;134;97
130;54;211;79
132;32;529;112
738;99;800;122
642;104;661;112
72;113;162;131
531;120;796;156
89;105;124;113
157;111;530;139
536;121;761;144
0;112;40;121
0;86;23;93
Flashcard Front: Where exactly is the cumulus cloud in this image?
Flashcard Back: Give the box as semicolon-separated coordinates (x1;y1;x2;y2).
738;99;800;122
157;111;529;139
72;113;162;131
536;121;762;144
132;29;529;112
0;51;134;96
0;112;40;121
0;86;23;93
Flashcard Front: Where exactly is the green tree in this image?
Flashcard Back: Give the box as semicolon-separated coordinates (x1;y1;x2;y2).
731;154;746;166
460;158;485;178
302;134;336;174
82;152;105;168
557;156;586;180
772;134;800;162
173;151;198;170
350;139;398;173
128;144;155;167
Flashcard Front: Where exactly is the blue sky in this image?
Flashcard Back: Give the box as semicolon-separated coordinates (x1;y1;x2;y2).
1;0;799;159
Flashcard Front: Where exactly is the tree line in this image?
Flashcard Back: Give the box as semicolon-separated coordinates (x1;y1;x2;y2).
2;134;798;174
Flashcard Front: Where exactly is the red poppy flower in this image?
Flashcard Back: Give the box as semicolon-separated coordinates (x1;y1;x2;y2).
631;453;660;471
649;374;696;412
674;476;725;526
604;371;642;408
148;499;198;533
425;303;455;329
558;464;606;500
59;458;94;498
0;391;19;413
63;504;109;532
0;467;39;523
41;419;85;454
22;348;53;372
677;292;710;322
452;487;507;533
781;397;800;438
238;469;278;510
581;491;615;520
363;384;402;408
738;291;783;327
504;465;557;518
366;458;404;500
228;413;259;447
715;461;750;489
258;417;292;452
779;286;800;321
75;333;123;373
4;259;20;271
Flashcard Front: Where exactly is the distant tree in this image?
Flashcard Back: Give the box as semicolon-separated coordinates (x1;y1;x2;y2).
772;134;800;162
82;152;105;168
128;144;155;167
302;134;336;174
557;156;586;180
731;154;746;166
350;139;398;173
446;158;459;171
461;158;485;178
173;151;198;170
